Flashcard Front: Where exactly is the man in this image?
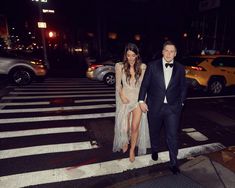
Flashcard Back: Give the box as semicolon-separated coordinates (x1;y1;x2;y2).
138;41;187;174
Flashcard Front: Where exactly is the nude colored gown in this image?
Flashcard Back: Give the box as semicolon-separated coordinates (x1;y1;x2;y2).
113;62;150;155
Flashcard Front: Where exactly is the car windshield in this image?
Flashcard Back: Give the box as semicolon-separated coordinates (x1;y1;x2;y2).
180;57;207;66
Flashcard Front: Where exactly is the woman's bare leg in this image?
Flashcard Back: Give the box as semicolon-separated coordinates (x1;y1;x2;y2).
129;106;142;162
123;112;131;153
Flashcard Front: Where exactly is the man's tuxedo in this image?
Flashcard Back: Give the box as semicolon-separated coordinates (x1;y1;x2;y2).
138;59;187;166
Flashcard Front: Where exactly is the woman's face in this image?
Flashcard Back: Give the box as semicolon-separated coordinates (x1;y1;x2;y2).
126;50;137;66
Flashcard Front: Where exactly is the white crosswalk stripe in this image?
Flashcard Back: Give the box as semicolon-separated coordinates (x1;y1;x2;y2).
1;141;99;159
0;104;115;113
10;90;114;94
2;93;115;99
8;85;110;88
0;112;115;124
14;87;114;91
0;127;87;138
0;98;115;107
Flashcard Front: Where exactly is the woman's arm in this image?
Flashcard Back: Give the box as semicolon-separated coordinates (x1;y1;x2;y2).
115;63;129;104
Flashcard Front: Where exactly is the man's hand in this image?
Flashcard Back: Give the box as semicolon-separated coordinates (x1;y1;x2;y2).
139;102;148;113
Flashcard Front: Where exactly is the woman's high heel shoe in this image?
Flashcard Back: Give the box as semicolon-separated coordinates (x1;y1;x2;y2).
129;150;135;162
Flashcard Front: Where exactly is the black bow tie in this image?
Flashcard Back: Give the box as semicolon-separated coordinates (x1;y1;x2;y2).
165;63;174;68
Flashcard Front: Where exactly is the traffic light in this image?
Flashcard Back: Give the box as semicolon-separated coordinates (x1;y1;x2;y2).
48;31;56;38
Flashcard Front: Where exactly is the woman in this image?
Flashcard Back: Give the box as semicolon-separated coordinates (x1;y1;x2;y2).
113;43;150;162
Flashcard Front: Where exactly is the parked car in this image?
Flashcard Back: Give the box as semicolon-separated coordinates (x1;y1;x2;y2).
0;51;47;86
86;54;121;86
86;60;115;86
180;55;235;95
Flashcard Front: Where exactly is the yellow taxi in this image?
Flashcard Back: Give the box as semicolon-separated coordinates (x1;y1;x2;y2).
180;55;235;95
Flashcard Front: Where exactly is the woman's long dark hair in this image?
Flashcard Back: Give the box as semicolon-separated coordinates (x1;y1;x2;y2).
123;43;142;85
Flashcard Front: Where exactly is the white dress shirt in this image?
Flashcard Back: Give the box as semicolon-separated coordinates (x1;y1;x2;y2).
162;58;174;103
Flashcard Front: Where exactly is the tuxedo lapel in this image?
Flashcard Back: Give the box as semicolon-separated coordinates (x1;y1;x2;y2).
167;63;177;89
156;60;166;90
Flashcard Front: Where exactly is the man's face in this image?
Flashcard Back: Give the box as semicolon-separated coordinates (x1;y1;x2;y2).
162;45;177;63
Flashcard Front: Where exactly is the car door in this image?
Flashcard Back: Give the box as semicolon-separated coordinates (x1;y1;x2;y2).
0;57;10;75
212;57;235;86
223;57;235;85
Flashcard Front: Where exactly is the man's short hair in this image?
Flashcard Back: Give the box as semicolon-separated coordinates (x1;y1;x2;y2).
163;41;177;52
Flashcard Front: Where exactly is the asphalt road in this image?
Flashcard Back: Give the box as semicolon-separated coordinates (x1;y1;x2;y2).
0;77;235;188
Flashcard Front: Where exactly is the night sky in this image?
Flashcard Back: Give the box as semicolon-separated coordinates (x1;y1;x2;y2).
1;0;235;55
1;0;195;33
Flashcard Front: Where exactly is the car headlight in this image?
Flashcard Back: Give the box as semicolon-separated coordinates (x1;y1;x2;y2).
30;61;43;65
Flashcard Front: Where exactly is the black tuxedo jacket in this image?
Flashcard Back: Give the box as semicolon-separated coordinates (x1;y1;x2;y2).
138;59;187;115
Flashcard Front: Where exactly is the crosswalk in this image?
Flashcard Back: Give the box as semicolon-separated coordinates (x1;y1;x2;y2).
0;78;117;187
0;78;225;187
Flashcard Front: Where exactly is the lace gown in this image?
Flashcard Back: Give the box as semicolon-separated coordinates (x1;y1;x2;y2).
113;62;150;155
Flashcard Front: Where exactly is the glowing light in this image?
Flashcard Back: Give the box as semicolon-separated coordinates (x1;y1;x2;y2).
42;9;55;13
134;34;141;41
37;22;47;28
108;32;117;40
87;32;94;37
48;31;56;38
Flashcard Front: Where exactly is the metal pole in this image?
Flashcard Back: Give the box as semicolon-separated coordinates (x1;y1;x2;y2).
213;12;219;49
38;1;50;69
221;16;227;51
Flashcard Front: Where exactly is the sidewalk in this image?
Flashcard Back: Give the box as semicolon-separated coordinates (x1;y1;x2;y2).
110;146;235;188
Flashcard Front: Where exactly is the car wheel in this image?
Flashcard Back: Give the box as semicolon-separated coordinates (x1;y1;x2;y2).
10;68;33;86
104;73;115;86
208;78;225;95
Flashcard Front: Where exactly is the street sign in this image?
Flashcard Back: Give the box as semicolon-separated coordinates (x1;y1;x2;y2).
37;22;47;28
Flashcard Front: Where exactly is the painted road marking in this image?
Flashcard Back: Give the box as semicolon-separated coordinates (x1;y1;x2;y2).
0;143;225;188
182;128;208;141
0;101;50;106
186;95;235;100
1;141;99;159
2;93;115;100
14;87;114;91
0;104;115;113
10;85;111;88
74;98;115;103
32;79;103;83
39;81;100;83
0;126;87;138
0;112;115;124
10;90;114;95
0;99;115;107
30;83;105;86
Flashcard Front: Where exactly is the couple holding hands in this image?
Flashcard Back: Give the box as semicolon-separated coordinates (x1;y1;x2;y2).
113;41;187;174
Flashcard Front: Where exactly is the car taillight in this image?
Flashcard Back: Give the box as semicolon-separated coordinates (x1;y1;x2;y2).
190;66;206;71
90;64;103;70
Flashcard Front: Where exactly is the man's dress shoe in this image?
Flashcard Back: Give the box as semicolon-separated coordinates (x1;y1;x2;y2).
151;152;158;161
169;166;180;175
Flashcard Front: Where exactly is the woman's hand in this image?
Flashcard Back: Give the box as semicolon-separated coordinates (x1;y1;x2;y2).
121;96;129;104
119;89;129;104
